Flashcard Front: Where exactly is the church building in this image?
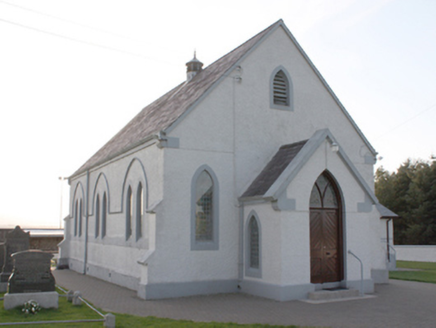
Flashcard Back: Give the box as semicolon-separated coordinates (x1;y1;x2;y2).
59;19;395;301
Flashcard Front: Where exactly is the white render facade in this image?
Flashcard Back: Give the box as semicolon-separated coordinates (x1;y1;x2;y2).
59;20;395;301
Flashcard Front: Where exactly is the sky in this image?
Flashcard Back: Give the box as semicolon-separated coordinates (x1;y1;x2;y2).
1;0;435;228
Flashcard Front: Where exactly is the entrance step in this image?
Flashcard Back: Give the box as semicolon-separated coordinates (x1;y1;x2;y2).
308;288;359;301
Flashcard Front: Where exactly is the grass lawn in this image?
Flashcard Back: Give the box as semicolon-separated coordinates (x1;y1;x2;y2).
389;260;436;284
0;288;301;328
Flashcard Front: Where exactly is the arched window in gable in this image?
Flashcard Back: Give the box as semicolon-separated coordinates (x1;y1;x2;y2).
95;195;100;238
136;183;143;241
273;70;289;105
191;165;219;251
126;186;133;240
270;66;293;110
102;193;107;238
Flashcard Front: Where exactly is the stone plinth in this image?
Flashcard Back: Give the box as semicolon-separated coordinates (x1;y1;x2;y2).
4;291;59;310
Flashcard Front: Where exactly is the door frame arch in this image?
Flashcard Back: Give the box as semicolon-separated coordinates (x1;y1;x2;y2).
309;170;345;285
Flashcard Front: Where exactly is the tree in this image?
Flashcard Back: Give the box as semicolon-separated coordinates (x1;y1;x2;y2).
375;159;436;245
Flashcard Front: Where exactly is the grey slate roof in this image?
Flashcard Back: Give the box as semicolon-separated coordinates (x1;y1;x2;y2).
242;140;308;198
71;20;283;178
376;203;399;218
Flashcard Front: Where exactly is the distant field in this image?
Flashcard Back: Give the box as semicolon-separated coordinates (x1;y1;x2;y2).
389;260;436;284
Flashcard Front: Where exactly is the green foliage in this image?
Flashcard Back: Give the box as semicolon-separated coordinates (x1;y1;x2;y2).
389;260;436;283
375;159;436;245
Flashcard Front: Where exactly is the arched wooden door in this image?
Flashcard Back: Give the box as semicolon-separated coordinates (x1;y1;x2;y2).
309;172;343;284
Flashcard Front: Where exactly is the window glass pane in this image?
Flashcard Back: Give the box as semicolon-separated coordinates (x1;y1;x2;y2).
95;196;100;238
79;199;82;236
102;193;107;238
126;187;132;240
249;217;259;269
316;175;328;194
195;171;213;241
136;183;143;241
74;200;78;236
310;185;322;207
323;183;338;208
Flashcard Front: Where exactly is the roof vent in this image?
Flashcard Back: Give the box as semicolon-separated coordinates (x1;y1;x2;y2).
186;51;203;82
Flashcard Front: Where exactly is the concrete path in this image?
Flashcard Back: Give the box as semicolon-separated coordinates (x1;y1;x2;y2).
53;269;436;328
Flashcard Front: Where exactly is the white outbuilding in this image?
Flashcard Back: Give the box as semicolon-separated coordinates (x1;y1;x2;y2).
59;19;395;301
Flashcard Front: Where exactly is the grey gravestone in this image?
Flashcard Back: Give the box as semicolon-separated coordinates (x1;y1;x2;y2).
0;226;30;283
67;290;74;302
72;291;82;305
8;250;55;293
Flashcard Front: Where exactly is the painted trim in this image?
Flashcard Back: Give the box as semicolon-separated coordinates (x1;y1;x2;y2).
240;279;315;301
190;164;220;251
263;129;378;204
90;172;110;216
121;157;149;212
271;195;296;211
245;210;262;278
138;279;238;300
269;65;294;111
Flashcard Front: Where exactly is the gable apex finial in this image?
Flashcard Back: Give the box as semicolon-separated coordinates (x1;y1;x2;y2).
186;50;203;82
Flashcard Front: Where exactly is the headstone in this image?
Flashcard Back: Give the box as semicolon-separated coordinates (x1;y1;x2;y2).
8;250;55;293
104;313;116;328
0;226;30;283
67;290;74;302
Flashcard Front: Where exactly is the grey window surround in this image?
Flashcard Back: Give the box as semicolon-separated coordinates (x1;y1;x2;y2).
245;210;262;278
270;66;294;111
191;165;219;251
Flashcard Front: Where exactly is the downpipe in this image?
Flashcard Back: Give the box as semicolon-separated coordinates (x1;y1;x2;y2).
348;250;364;297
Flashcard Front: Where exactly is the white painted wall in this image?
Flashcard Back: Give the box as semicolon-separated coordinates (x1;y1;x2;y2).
148;147;238;284
62;142;163;289
394;246;436;262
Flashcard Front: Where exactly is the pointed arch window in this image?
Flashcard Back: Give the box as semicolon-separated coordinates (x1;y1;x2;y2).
95;195;100;238
249;217;259;269
310;174;339;209
74;200;78;236
245;212;261;278
191;165;219;251
136;183;143;241
102;193;107;238
270;66;293;110
126;186;133;240
78;199;83;237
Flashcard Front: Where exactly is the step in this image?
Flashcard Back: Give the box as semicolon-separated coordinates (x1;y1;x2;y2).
308;288;360;301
